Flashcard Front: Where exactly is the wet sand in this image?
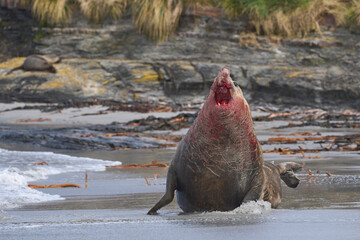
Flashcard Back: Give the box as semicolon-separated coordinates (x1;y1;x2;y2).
1;103;360;240
0;103;195;125
1;147;360;240
3;208;360;240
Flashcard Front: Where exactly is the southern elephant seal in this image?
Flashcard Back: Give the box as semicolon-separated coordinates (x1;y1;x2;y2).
6;54;60;75
148;67;302;214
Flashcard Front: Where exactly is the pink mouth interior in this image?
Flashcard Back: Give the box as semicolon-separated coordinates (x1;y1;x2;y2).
214;84;231;106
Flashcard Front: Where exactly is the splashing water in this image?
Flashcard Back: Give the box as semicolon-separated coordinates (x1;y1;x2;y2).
0;148;121;210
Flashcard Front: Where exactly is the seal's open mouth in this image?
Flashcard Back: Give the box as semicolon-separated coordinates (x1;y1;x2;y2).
211;67;233;106
214;83;232;106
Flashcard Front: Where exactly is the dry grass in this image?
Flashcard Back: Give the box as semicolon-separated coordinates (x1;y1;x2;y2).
238;32;260;48
184;0;220;7
250;0;347;37
79;0;127;24
132;0;183;42
31;0;127;25
32;0;72;25
16;0;33;8
26;0;359;40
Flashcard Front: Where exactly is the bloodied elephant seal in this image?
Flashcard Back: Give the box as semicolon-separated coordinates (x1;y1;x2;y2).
148;67;302;214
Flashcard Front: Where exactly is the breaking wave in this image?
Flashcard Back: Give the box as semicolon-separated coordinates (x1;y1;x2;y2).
0;148;121;210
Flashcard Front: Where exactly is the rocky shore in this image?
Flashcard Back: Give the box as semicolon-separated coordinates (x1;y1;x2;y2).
1;8;360;111
1;7;360;151
1;9;360;240
1;104;359;151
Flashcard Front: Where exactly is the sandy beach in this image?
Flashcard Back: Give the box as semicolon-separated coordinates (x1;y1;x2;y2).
0;102;196;126
1;3;360;238
2;148;360;240
1;103;360;239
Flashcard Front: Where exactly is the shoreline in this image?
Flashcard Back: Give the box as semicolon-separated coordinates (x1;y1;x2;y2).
1;101;359;152
1;106;359;239
0;102;197;126
2;146;360;240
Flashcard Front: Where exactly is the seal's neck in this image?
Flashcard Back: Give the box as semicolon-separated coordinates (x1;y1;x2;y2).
198;97;254;141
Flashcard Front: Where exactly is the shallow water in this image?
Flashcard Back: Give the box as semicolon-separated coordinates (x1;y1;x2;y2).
1;127;360;240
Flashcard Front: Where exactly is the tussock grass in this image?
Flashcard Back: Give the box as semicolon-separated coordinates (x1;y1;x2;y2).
222;0;312;20
80;0;127;24
26;0;360;41
224;0;346;37
289;0;346;36
238;32;260;48
184;0;220;7
31;0;126;25
32;0;72;25
132;0;183;42
346;0;360;28
253;0;346;37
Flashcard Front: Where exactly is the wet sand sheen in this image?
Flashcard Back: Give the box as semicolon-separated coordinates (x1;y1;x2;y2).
1;127;360;240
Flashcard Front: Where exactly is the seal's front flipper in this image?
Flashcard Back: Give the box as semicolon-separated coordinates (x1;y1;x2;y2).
147;165;177;215
5;66;22;75
242;176;264;204
276;162;303;188
280;171;300;188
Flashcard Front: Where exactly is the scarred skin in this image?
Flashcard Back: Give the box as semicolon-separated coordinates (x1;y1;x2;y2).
148;67;301;214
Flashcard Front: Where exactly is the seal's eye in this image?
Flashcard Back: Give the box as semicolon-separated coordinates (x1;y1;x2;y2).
233;82;239;88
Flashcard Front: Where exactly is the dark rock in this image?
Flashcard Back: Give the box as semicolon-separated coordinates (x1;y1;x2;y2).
163;62;203;95
1;8;360;109
0;113;201;150
0;8;38;62
0;127;168;150
125;112;197;131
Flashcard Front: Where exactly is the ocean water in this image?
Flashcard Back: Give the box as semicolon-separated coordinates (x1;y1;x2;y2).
0;147;359;240
0;148;121;210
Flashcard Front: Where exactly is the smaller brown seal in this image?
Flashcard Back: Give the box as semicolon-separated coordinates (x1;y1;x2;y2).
261;161;302;208
6;54;61;75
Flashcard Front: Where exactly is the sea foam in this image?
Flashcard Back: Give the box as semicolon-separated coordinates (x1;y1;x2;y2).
0;148;121;210
205;200;272;216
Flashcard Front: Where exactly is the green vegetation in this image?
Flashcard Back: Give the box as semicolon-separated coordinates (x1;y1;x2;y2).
222;0;312;19
222;0;347;37
248;0;346;37
22;0;360;41
346;0;360;29
34;31;44;41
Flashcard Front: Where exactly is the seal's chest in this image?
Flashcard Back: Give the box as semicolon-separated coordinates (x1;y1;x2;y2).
176;172;245;212
182;149;254;179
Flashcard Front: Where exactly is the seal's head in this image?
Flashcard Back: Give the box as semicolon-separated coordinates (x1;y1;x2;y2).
188;66;258;169
193;67;254;142
207;67;248;114
187;66;258;167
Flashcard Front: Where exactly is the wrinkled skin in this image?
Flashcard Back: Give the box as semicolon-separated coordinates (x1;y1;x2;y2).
148;67;301;214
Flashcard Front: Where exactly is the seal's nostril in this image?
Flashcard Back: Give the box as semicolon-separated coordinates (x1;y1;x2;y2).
221;67;230;74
